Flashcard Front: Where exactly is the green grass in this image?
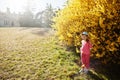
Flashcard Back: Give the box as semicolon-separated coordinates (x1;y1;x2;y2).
0;27;109;80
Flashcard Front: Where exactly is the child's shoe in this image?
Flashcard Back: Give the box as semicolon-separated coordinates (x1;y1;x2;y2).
84;68;89;74
79;64;85;73
79;68;84;73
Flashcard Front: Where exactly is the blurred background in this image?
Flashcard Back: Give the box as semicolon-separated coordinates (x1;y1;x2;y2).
0;0;67;27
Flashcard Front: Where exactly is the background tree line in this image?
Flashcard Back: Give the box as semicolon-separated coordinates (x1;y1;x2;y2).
19;4;56;27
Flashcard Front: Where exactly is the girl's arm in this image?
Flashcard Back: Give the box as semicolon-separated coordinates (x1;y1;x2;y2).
89;40;92;49
80;40;86;54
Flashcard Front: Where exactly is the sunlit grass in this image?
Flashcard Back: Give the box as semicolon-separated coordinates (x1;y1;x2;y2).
0;27;108;80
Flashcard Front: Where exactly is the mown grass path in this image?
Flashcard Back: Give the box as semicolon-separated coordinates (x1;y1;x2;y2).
0;27;108;80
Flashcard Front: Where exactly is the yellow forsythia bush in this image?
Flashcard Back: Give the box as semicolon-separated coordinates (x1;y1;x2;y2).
52;0;120;64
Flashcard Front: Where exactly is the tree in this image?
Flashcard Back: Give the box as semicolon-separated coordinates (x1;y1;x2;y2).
19;0;35;27
52;0;120;64
44;4;55;27
36;4;55;27
19;9;34;27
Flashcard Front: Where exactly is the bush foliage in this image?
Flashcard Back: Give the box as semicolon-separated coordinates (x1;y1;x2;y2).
52;0;120;64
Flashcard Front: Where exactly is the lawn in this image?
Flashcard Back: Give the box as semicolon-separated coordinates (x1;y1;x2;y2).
0;27;109;80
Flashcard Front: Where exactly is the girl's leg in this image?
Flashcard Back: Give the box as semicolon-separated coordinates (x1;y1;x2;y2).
85;54;90;69
80;53;90;73
79;53;86;73
82;54;90;73
79;54;86;73
81;53;86;66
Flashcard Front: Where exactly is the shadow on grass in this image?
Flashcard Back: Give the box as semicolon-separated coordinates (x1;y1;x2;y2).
31;28;50;36
90;58;120;80
69;69;108;80
18;27;52;36
71;56;120;80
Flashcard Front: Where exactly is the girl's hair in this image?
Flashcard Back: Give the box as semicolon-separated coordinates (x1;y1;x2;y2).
82;34;89;42
86;35;89;42
86;38;89;42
